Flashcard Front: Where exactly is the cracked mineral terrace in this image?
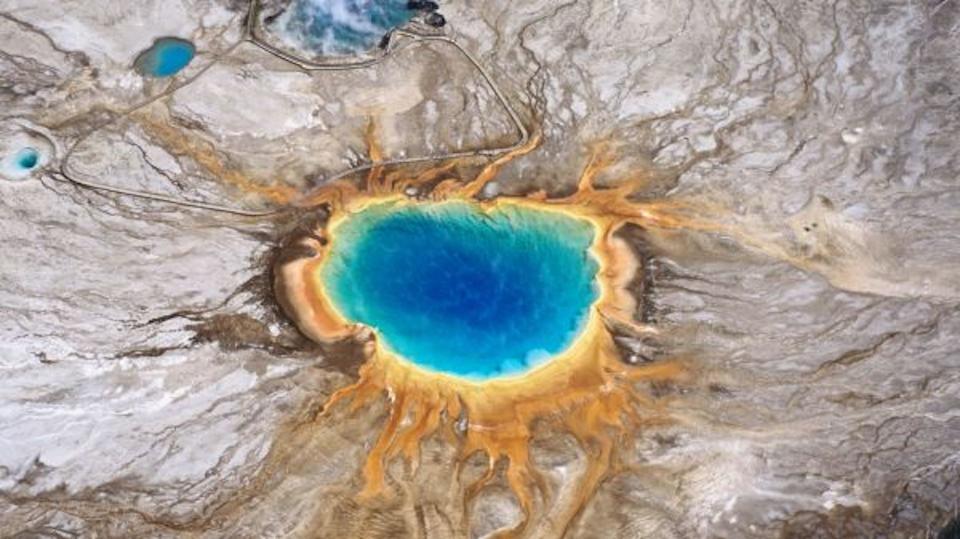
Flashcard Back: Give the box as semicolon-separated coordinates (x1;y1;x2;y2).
1;0;959;538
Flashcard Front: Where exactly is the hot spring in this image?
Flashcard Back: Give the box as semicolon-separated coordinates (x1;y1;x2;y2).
319;200;600;380
278;0;416;56
1;146;43;181
134;37;196;78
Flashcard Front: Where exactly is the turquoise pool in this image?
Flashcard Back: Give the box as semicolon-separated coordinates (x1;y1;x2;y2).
135;37;196;78
280;0;415;56
15;148;38;170
1;146;42;181
321;201;600;380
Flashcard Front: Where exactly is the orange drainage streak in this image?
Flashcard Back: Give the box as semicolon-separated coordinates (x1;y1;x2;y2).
136;111;297;204
275;139;701;536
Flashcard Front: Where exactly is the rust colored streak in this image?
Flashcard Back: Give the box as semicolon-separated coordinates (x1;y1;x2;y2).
135;110;297;204
458;129;543;198
364;117;386;192
574;141;616;194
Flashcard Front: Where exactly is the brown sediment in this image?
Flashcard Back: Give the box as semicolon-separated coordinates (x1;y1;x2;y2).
274;234;356;343
272;127;706;536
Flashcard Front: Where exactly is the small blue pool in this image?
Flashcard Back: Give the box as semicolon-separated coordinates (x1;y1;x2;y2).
1;146;43;181
15;148;39;170
280;0;415;56
321;201;600;380
135;37;196;78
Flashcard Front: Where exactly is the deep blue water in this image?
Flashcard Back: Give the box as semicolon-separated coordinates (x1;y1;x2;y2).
322;201;599;380
135;37;196;77
281;0;414;56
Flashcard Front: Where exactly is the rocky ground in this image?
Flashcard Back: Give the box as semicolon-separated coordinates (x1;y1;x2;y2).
1;0;958;537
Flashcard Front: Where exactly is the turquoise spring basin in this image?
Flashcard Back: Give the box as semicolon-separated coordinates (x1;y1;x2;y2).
281;0;415;56
321;201;600;380
135;37;196;78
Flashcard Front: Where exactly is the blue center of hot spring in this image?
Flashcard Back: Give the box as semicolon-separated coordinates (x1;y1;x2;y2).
322;201;600;380
281;0;415;56
135;37;196;78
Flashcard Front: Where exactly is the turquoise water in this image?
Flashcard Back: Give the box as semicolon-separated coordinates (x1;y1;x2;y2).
281;0;415;56
15;148;38;170
135;37;196;77
1;146;42;181
322;201;599;380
